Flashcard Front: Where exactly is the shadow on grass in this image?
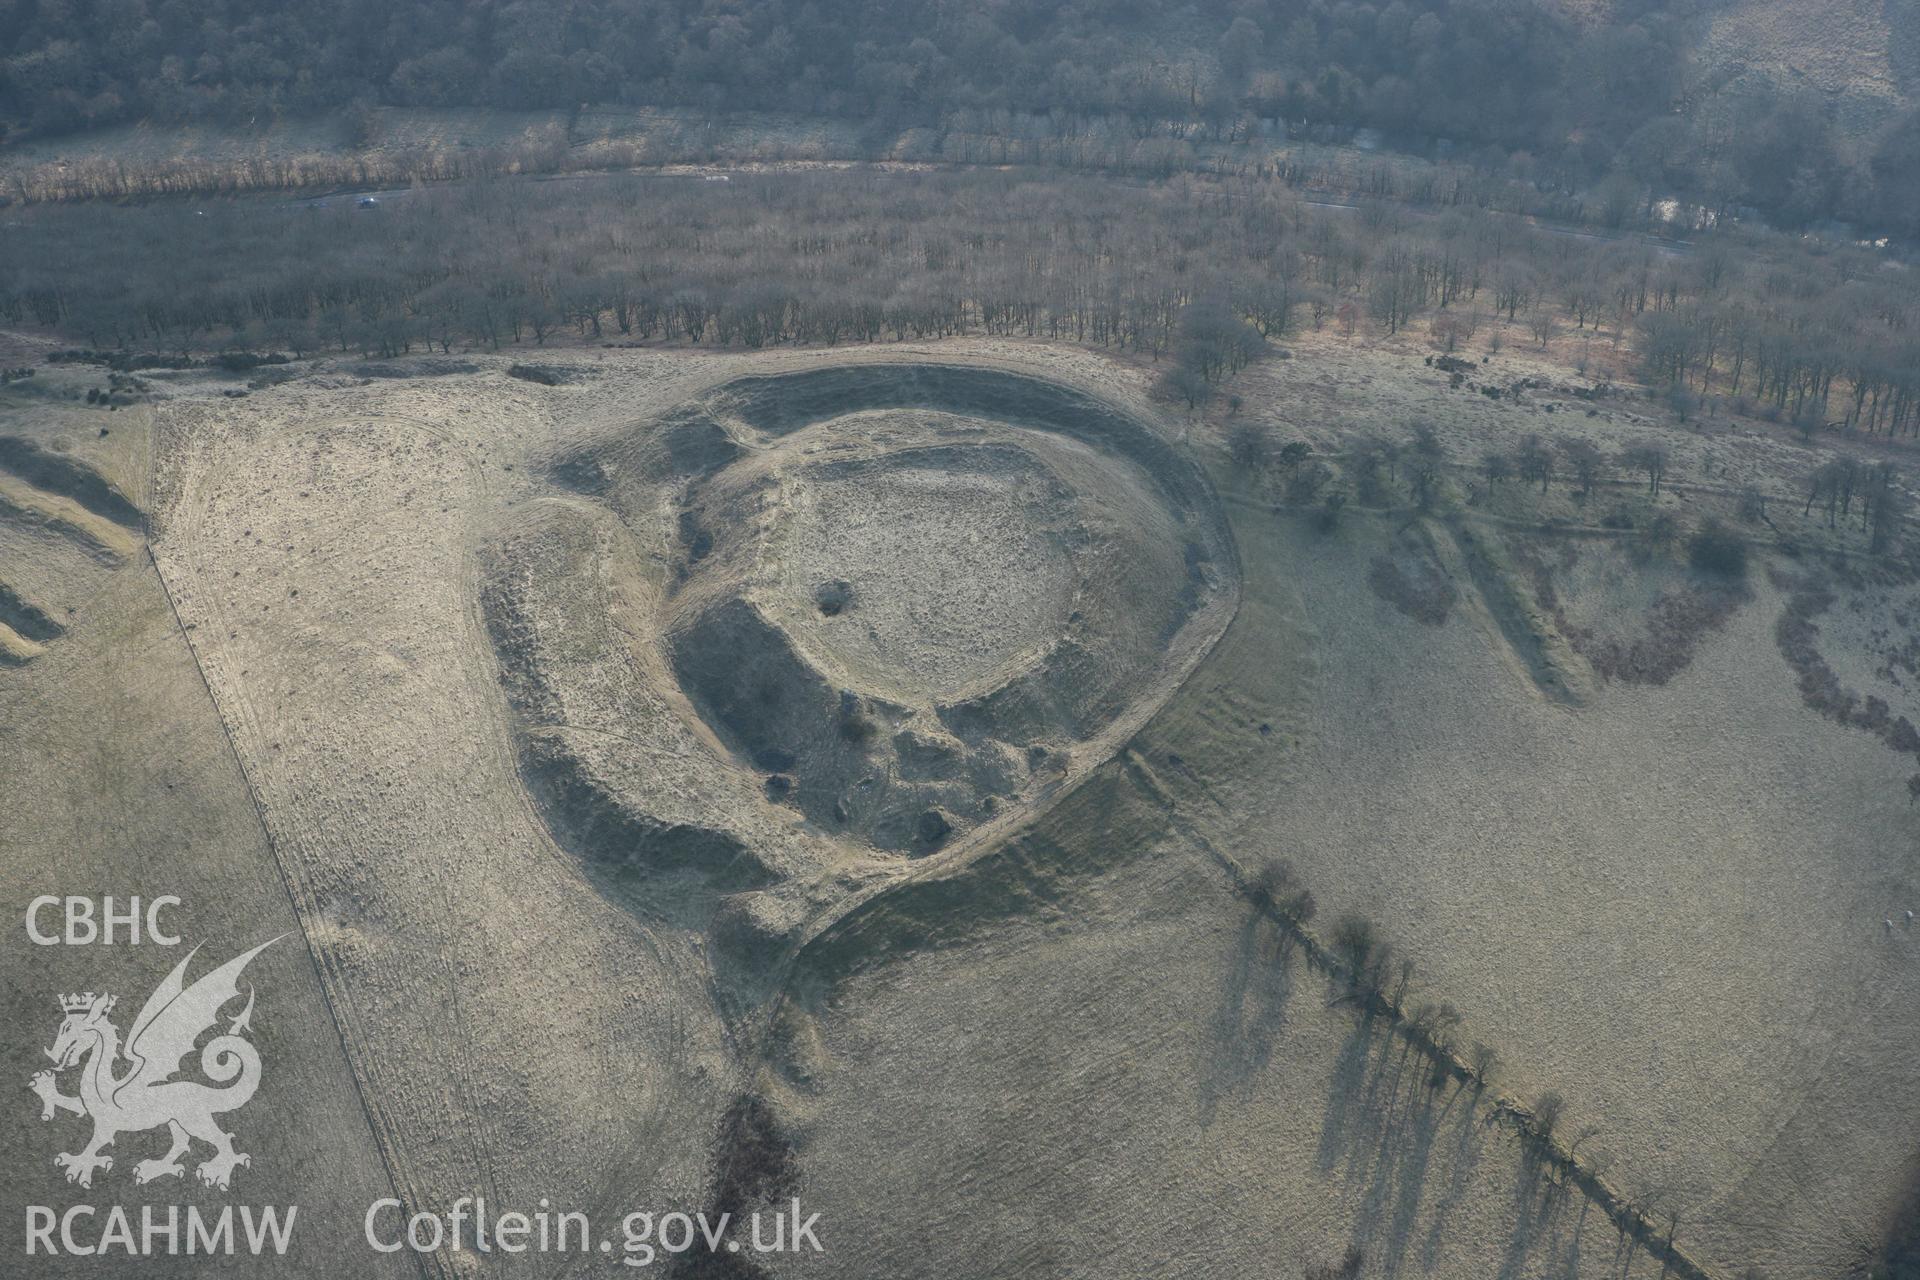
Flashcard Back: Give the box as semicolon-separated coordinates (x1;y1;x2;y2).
1319;1006;1473;1275
1314;1000;1627;1280
1198;900;1297;1126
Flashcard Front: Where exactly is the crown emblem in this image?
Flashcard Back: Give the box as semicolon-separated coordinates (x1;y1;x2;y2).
59;992;112;1015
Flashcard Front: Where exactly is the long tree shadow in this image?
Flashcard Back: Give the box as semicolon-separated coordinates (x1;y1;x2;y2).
1198;901;1296;1125
1336;1029;1471;1276
1323;1033;1646;1280
1495;1142;1571;1280
1316;997;1388;1174
1419;1084;1491;1269
1511;1173;1608;1280
1376;1069;1454;1275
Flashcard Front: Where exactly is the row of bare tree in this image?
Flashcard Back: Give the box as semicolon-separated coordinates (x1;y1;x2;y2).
3;171;1916;435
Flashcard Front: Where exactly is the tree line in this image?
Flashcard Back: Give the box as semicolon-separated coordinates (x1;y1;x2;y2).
4;0;1919;240
2;169;1916;443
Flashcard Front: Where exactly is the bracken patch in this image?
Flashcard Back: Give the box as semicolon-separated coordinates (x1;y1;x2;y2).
1366;552;1457;626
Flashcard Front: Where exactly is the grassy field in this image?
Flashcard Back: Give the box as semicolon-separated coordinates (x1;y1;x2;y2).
3;329;1917;1276
0;399;407;1276
763;793;1677;1280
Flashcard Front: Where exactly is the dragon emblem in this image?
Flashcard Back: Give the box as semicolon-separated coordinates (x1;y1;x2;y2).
27;937;283;1191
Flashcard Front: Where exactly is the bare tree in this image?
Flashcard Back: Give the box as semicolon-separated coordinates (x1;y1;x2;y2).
1429;310;1476;353
1330;913;1378;981
1228;422;1273;472
1563;439;1604;498
1865;462;1906;554
1532;1091;1566;1142
1517;434;1555;491
1409;1000;1463;1053
1529;310;1559;348
1407;423;1447;495
1252;857;1314;922
1620;442;1668;497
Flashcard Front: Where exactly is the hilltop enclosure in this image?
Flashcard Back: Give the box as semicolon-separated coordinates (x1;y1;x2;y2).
7;0;1920;1276
4;40;1920;1277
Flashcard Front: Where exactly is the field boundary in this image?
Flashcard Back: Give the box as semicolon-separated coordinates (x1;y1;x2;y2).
142;522;432;1280
1121;748;1723;1280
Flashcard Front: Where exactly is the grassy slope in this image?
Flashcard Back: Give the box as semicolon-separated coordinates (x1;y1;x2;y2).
0;406;406;1277
767;333;1920;1280
1166;492;1918;1279
8;337;1917;1276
